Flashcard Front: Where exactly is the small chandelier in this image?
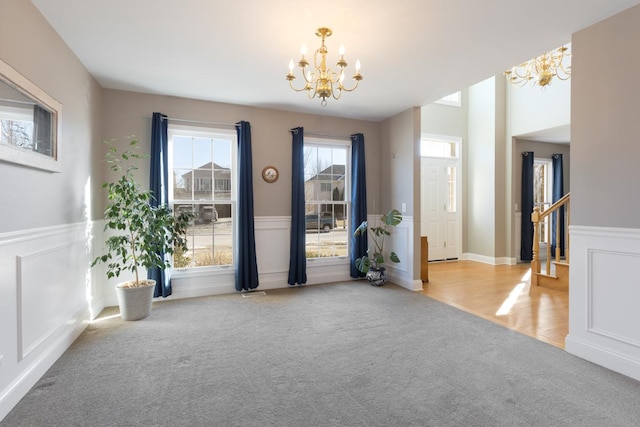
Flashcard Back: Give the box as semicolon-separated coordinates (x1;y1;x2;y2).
286;27;363;106
504;45;571;88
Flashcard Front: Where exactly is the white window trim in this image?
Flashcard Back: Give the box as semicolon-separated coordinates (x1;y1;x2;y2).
167;124;237;273
534;158;553;209
304;137;352;261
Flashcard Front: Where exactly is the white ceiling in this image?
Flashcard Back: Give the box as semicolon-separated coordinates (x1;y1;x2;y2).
31;0;640;122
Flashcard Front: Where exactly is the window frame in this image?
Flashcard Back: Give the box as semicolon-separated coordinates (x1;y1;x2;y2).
534;158;554;244
420;135;460;159
303;137;352;263
0;57;63;172
167;124;237;273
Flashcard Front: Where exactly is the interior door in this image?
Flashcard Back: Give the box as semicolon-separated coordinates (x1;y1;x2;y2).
421;157;459;261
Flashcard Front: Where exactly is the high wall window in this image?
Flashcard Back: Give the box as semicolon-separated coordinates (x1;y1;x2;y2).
434;91;462;107
169;126;236;269
420;138;458;158
304;139;350;259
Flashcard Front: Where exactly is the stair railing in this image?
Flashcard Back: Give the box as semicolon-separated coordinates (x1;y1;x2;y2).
531;193;570;281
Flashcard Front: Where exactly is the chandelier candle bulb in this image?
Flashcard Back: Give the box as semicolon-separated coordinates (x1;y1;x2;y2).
286;27;363;106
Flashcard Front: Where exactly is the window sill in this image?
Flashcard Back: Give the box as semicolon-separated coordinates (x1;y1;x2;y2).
171;265;234;279
306;257;350;267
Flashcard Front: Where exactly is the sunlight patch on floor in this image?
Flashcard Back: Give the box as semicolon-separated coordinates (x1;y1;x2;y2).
91;313;121;323
496;268;531;316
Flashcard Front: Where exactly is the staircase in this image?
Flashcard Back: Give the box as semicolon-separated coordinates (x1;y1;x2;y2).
530;193;570;292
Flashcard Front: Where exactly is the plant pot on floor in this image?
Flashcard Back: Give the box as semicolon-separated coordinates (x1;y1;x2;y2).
115;280;156;321
366;267;387;286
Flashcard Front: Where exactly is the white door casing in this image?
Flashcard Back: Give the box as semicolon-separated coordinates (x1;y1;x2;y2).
421;156;461;261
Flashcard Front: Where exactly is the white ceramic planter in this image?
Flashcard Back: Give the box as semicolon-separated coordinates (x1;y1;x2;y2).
115;280;156;321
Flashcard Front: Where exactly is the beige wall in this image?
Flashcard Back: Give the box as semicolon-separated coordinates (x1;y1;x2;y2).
379;108;420;215
100;89;382;218
0;0;103;231
572;4;640;228
467;77;497;258
566;3;640;380
380;107;421;280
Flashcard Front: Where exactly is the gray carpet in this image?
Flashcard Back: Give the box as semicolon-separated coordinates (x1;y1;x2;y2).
3;281;640;426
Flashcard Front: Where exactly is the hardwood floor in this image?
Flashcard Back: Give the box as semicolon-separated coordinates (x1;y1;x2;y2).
420;260;569;349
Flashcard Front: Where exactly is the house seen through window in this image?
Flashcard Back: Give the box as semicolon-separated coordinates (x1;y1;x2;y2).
168;126;236;269
304;140;350;259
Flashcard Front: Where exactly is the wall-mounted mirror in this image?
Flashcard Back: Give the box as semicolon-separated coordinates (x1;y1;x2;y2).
0;58;62;172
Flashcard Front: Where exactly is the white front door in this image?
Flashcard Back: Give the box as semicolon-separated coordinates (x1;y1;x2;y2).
421;157;460;261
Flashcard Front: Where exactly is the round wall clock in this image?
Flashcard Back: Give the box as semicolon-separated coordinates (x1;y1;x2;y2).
262;166;279;183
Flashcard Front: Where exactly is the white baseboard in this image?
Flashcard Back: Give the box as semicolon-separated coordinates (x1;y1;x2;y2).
462;253;516;265
565;335;640;382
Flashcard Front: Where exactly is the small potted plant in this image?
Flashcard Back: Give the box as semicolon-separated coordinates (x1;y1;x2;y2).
92;137;192;320
353;208;403;286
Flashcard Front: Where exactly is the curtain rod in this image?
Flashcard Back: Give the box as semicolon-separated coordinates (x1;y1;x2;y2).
146;115;237;129
303;131;353;140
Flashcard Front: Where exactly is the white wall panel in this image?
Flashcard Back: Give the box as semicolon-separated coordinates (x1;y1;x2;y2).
161;216;355;299
588;250;640;346
255;216;290;275
0;223;90;421
17;240;87;360
567;226;640;381
385;215;422;291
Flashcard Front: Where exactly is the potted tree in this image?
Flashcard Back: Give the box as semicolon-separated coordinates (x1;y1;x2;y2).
353;208;403;286
92;138;192;320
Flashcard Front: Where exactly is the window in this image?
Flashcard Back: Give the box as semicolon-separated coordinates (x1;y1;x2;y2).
534;158;553;243
420;137;458;158
304;139;350;259
169;126;236;269
0;58;62;172
447;166;456;213
434;91;462;107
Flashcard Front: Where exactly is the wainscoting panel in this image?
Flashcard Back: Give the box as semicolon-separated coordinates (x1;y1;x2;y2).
588;249;640;347
255;216;290;275
566;226;640;381
384;215;422;291
0;223;90;421
17;240;87;360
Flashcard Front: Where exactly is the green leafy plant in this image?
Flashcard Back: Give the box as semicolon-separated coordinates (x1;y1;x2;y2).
91;137;192;287
353;208;403;273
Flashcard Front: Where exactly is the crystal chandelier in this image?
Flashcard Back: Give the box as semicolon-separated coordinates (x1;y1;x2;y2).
286;27;363;106
504;45;571;88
